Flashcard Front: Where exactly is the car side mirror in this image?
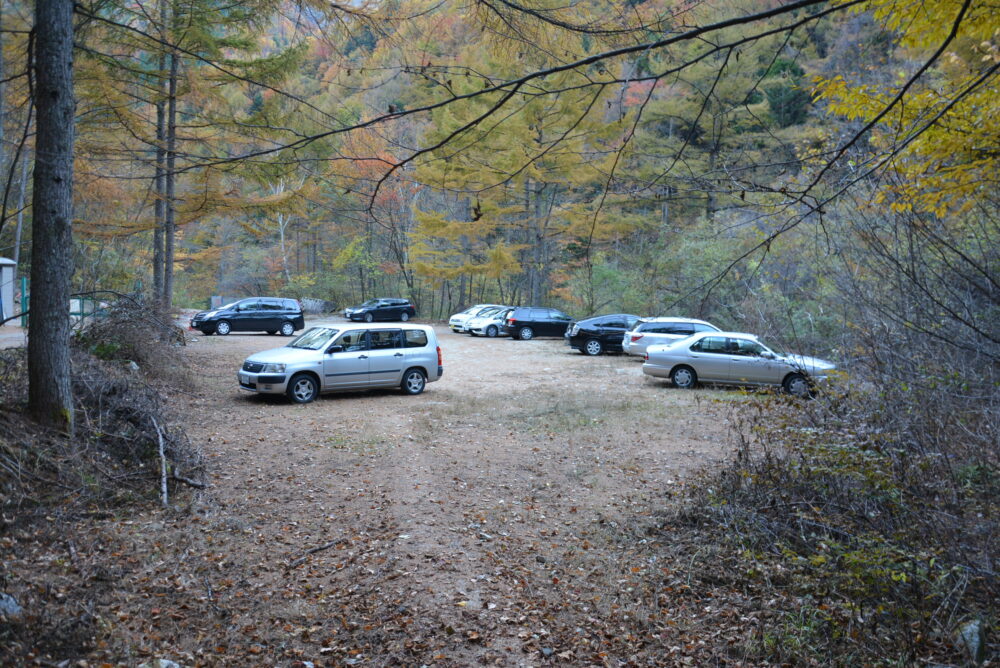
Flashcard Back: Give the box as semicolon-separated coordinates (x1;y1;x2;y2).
327;345;344;354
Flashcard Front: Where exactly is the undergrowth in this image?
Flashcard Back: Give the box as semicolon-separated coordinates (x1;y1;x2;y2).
666;376;998;665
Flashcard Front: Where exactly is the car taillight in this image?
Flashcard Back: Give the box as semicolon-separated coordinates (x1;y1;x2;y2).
508;318;516;325
437;346;443;366
644;353;649;361
631;334;643;342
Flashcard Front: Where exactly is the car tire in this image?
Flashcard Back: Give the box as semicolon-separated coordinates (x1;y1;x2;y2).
400;312;410;322
280;321;295;336
364;312;374;323
485;325;498;338
215;320;231;336
583;339;603;356
518;326;534;341
287;373;319;404
783;373;812;398
401;368;426;395
671;365;697;389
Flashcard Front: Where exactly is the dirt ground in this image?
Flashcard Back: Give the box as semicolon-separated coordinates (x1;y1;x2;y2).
7;320;744;666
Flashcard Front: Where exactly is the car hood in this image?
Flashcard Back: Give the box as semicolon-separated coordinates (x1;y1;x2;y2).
246;346;321;364
780;354;836;372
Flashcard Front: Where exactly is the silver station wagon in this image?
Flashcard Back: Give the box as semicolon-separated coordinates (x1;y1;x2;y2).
238;324;443;403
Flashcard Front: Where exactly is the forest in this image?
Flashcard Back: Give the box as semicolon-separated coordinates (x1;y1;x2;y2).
0;0;997;665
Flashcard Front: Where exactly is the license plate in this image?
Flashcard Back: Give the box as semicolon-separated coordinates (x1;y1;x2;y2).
239;372;250;384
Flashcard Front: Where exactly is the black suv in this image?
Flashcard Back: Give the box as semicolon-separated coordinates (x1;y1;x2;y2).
564;313;642;355
344;298;417;322
191;298;304;336
502;306;573;340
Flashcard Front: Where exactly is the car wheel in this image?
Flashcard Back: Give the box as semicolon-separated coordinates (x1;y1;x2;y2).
671;365;697;389
215;320;231;336
583;339;603;356
518;326;534;341
400;312;410;322
401;368;426;395
280;321;295;336
783;373;812;398
486;325;498;338
364;312;374;323
287;374;319;404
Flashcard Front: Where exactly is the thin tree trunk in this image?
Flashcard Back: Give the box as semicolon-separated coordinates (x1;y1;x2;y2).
163;51;178;308
153;56;166;302
13;149;29;266
28;0;75;433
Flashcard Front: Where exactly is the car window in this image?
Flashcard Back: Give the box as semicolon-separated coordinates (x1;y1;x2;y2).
403;329;428;348
260;300;281;311
282;299;298;311
693;323;718;333
238;300;261;311
370;329;402;349
360;300;378;307
731;338;766;356
551;310;572;321
665;324;695;335
690;336;729;353
335;330;369;352
603;318;627;329
625;316;640;329
289;327;338;350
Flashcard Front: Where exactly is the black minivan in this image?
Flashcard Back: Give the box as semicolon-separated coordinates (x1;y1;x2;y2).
190;298;304;336
502;306;574;340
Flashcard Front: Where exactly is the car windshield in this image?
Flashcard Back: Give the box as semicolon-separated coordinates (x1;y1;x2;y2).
288;327;339;350
359;300;378;307
218;301;239;311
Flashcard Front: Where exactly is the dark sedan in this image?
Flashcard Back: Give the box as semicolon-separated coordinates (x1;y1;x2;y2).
565;313;642;355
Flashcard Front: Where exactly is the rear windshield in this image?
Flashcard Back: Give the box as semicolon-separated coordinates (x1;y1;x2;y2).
404;330;428;348
288;327;338;350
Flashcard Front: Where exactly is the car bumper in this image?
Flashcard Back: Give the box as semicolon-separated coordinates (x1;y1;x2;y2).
237;371;289;394
641;363;671;378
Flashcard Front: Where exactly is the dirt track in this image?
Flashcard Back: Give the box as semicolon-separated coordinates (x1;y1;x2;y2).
28;320;739;665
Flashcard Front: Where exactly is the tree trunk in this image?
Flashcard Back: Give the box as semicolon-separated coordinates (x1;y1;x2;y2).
13;149;29;266
153;54;166;303
163;50;178;308
28;0;75;433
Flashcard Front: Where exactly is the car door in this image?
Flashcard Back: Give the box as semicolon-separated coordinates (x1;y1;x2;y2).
687;335;732;381
233;300;261;331
367;329;405;386
545;309;573;336
601;316;628;347
323;330;370;388
260;299;282;331
728;337;783;384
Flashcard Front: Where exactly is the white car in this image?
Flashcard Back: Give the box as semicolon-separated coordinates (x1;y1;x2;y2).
622;317;720;356
642;331;836;397
467;307;514;337
448;304;505;333
238;324;442;403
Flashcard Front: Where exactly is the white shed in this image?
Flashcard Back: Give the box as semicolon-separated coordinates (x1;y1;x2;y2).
0;257;16;325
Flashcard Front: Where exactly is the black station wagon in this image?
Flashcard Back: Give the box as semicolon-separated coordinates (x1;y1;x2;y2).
343;298;417;322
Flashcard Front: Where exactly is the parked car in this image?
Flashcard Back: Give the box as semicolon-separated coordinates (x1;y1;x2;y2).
502;306;574;340
467;307;514;337
448;304;505;333
621;317;720;357
343;298;416;322
642;331;836;397
238;323;443;403
564;313;642;355
191;297;304;336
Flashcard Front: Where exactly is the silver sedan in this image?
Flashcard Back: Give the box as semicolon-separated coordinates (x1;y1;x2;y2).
642;331;836;397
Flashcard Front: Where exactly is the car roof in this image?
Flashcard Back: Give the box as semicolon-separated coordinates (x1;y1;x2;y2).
685;330;759;340
642;316;716;325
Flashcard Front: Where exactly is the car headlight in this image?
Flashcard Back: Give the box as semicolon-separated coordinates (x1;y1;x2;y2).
262;363;286;373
